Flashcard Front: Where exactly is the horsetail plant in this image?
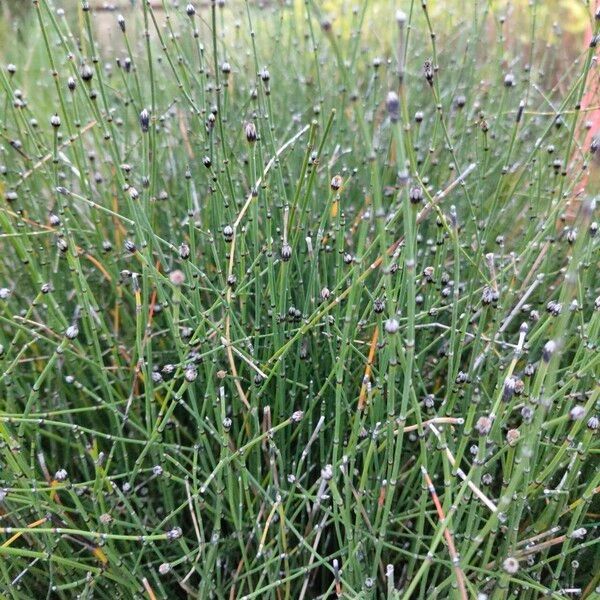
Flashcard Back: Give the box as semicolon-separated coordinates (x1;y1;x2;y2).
0;0;599;598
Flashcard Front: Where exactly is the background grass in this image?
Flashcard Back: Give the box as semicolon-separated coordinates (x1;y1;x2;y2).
0;1;599;598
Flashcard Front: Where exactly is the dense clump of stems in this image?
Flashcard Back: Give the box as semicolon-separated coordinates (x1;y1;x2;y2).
0;1;598;598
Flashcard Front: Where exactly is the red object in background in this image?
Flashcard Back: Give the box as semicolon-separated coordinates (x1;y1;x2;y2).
572;3;600;201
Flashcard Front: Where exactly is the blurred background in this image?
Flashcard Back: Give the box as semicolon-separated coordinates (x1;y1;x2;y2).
0;0;595;52
0;0;597;176
1;0;595;109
